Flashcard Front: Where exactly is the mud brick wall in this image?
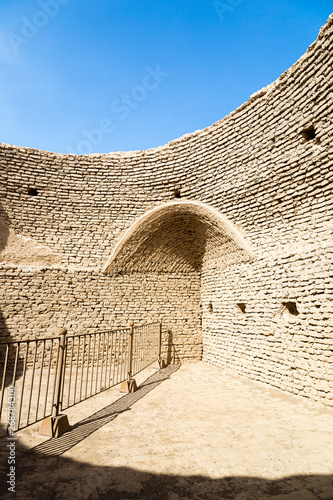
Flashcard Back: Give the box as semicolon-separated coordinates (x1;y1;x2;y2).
0;16;332;404
0;265;202;362
201;244;333;406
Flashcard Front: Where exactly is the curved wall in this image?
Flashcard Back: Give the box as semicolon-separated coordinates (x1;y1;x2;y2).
0;16;332;403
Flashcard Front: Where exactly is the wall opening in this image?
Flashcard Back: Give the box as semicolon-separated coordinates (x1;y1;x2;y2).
27;188;38;196
282;301;299;317
237;303;246;314
300;126;316;142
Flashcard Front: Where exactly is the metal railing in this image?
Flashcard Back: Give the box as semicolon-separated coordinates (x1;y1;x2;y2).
0;321;161;436
0;336;61;436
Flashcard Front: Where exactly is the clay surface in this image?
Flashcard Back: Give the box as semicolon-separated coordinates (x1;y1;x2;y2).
1;363;333;499
0;220;59;266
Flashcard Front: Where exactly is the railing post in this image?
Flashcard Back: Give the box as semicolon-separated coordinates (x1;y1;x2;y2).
53;327;67;417
39;327;70;438
127;322;134;381
158;321;164;369
120;322;137;393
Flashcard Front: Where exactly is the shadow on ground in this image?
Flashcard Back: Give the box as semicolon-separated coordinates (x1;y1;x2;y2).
32;364;181;457
1;365;333;499
3;454;333;499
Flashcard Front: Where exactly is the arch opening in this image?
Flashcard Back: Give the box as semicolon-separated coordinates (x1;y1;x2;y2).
104;201;253;275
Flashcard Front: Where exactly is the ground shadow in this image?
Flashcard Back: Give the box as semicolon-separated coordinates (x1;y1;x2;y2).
0;365;333;500
166;328;181;365
31;364;180;457
1;445;333;499
0;364;332;499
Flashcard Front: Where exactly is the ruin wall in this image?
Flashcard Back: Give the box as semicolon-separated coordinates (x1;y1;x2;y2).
0;16;332;403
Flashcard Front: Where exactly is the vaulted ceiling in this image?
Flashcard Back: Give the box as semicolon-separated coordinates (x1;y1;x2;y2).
104;201;253;275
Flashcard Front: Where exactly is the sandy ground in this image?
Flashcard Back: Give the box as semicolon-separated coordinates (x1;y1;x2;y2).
1;362;333;499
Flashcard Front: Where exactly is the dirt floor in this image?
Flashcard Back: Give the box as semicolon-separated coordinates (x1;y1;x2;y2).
1;362;333;499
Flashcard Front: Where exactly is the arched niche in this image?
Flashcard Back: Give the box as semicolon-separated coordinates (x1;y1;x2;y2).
104;200;253;275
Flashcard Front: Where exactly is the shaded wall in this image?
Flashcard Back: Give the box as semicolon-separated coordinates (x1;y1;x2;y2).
0;267;201;361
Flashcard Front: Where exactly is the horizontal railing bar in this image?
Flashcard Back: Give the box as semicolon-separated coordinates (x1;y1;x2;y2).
0;327;139;348
133;322;160;329
0;329;133;347
0;327;159;348
82;328;132;333
0;337;57;346
66;330;131;341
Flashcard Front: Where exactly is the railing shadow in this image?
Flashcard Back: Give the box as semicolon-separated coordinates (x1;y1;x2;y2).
30;364;180;457
0;361;332;499
166;328;181;365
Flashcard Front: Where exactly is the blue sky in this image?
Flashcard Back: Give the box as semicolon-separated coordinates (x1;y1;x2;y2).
0;0;331;154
